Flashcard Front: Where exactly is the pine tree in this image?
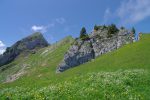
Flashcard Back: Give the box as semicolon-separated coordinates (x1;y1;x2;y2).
94;25;99;31
131;27;136;34
80;27;89;40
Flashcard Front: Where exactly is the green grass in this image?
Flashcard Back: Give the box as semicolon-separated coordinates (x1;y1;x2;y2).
0;34;150;99
1;69;150;100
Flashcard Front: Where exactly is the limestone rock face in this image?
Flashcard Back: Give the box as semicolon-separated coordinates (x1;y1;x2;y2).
0;32;48;67
57;28;135;72
57;40;95;72
117;29;133;48
91;36;118;57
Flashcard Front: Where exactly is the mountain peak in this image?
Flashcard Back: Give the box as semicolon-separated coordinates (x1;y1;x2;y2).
0;32;49;67
30;32;42;37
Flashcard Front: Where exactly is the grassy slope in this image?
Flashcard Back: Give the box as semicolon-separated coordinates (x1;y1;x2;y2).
65;34;150;74
0;36;74;87
0;34;150;99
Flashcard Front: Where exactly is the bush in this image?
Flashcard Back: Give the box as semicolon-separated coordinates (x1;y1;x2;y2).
95;34;102;39
94;25;99;31
100;25;107;30
73;40;79;46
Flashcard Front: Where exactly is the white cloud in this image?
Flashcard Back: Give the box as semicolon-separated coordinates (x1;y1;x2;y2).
0;41;5;47
0;49;5;55
0;41;6;55
31;17;66;34
55;17;66;24
103;0;150;25
31;23;56;33
117;0;150;24
31;25;48;33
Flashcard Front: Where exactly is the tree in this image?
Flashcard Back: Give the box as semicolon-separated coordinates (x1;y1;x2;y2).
94;25;99;31
131;27;136;34
80;27;86;36
103;25;107;29
80;27;89;40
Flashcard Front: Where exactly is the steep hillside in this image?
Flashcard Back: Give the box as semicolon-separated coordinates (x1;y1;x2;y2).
0;34;150;99
0;32;48;67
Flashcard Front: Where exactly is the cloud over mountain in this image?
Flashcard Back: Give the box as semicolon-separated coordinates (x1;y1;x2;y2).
31;25;48;33
31;17;66;34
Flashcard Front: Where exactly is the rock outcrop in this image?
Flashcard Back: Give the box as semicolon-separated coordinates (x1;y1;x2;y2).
0;32;48;67
57;26;135;72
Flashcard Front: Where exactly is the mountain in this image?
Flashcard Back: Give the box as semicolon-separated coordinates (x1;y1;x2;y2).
57;25;135;72
0;32;48;67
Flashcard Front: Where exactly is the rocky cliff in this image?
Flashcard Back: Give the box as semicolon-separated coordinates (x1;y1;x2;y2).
0;32;48;67
57;26;135;72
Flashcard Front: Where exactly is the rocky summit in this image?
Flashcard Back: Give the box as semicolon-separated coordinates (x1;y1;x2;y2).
57;26;136;72
0;32;48;67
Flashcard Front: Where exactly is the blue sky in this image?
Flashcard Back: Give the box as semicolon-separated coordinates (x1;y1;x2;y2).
0;0;150;54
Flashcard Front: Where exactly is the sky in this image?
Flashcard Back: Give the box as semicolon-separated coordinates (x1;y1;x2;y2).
0;0;150;54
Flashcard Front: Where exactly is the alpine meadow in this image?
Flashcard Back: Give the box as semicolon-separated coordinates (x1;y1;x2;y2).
0;0;150;100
